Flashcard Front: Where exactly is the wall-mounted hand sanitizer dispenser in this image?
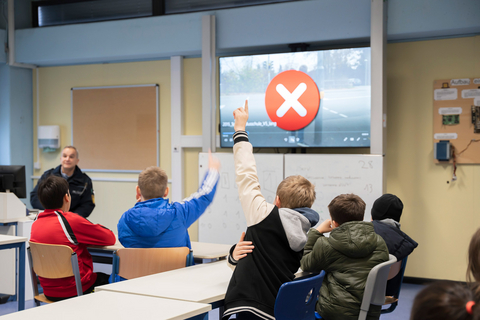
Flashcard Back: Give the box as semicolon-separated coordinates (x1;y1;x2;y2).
38;125;60;152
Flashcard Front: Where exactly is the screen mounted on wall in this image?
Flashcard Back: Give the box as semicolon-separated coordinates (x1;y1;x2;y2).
219;47;371;148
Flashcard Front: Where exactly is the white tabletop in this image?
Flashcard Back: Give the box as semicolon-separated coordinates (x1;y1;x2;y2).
93;239;231;260
97;260;233;304
0;291;211;320
191;241;231;259
0;235;28;246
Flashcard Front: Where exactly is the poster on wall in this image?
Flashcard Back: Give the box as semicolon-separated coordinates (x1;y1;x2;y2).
433;78;480;164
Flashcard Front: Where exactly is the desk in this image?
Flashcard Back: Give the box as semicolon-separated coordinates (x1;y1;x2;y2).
97;260;232;305
89;240;231;264
0;291;212;320
0;235;27;311
191;242;231;260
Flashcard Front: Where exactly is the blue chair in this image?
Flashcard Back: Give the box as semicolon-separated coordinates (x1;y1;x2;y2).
274;270;326;320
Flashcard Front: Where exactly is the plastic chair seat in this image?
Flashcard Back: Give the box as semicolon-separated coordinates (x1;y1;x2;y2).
274;270;326;320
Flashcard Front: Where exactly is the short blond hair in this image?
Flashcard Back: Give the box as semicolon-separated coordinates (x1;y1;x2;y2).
138;166;168;200
276;175;315;209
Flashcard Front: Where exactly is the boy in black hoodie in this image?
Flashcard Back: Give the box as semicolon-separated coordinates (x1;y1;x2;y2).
222;101;319;320
371;193;418;296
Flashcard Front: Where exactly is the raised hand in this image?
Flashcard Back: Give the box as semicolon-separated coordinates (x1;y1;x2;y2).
208;150;221;171
233;100;249;132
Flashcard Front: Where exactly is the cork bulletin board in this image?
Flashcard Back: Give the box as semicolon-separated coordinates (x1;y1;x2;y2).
72;85;159;171
433;78;480;164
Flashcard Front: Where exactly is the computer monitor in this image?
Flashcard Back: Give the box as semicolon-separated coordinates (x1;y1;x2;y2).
0;165;27;198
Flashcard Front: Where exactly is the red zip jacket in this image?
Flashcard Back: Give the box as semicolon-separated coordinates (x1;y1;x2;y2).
30;209;116;298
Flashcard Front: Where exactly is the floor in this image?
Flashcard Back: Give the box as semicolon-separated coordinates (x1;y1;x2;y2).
0;283;424;318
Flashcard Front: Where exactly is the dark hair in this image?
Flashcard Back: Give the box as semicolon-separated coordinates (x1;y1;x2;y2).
411;281;480;320
468;228;480;283
328;193;365;225
37;175;69;209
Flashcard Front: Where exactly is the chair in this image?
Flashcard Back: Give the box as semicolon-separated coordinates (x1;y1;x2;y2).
274;271;326;320
358;254;397;320
381;257;408;314
27;241;83;305
111;247;193;281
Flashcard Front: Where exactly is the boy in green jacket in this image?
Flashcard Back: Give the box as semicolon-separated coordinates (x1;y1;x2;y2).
301;194;389;320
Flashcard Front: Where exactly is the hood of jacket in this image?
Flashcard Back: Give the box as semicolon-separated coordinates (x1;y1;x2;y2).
122;197;175;237
328;221;378;259
294;207;320;227
278;206;320;252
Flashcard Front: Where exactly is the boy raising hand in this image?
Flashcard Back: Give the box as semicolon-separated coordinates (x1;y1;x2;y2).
223;101;320;320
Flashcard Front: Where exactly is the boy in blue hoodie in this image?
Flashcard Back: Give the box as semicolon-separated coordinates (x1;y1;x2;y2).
117;153;220;249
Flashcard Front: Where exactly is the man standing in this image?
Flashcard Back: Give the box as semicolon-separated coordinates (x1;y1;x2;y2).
31;146;95;218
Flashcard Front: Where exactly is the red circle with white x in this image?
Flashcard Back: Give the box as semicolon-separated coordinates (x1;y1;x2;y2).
265;70;320;131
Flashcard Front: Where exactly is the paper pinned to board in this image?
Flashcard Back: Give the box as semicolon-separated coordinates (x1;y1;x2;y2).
462;89;480;99
434;88;457;101
434;133;458;140
451;79;471;86
438;107;462;115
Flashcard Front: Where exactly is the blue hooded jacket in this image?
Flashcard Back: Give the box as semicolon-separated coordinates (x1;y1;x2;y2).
117;169;219;249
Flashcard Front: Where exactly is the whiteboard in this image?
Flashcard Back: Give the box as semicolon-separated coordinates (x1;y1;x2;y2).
198;152;284;245
284;154;383;224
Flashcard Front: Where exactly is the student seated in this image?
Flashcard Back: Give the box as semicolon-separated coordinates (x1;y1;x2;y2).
117;154;220;249
371;193;418;296
301;193;389;320
410;281;480;320
30;175;116;301
223;101;320;320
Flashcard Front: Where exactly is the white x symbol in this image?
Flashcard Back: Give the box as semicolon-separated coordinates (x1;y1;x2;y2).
275;83;307;117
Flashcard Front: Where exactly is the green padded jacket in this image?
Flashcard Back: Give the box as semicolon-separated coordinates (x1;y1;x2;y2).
300;221;389;320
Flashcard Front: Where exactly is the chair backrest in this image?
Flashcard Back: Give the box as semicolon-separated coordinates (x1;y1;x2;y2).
274;271;326;320
358;254;397;320
114;247;192;280
28;241;83;297
29;242;76;278
387;260;402;280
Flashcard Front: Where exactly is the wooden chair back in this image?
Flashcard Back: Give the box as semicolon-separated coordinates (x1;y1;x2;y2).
29;242;75;279
116;247;191;280
28;241;83;305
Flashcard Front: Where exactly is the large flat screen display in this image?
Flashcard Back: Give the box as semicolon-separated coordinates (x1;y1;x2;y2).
219;47;371;148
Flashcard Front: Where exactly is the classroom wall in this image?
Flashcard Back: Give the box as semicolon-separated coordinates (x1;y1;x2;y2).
32;35;480;281
14;0;480;66
0;29;5;63
32;58;204;240
0;65;11;165
386;35;480;281
0;64;33;205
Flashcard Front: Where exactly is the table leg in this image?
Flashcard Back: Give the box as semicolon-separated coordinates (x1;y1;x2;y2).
17;242;25;311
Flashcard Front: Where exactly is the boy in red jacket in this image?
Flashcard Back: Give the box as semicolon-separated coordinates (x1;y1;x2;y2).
30;175;115;301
